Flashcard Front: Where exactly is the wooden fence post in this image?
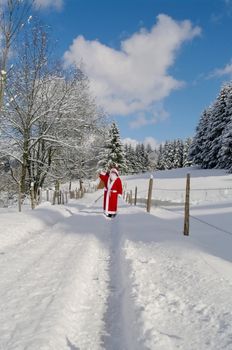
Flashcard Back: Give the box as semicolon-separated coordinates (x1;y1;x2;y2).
46;189;49;202
130;190;133;205
125;192;128;203
18;182;22;212
183;173;190;236
146;176;153;213
123;184;126;200
134;186;137;206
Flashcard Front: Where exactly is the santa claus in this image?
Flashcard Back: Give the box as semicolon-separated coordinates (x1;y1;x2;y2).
99;168;123;217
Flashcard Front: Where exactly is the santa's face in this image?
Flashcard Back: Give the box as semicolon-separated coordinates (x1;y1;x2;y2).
110;173;117;181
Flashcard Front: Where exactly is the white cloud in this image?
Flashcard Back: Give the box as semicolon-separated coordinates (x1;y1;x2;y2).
64;14;201;116
122;136;159;149
34;0;63;10
210;62;232;78
122;138;139;148
144;137;159;149
129;105;169;129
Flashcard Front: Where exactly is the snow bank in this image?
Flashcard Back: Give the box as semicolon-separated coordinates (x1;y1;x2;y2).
0;203;71;250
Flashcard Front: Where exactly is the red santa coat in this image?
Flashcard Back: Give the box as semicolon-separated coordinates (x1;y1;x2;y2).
99;172;123;214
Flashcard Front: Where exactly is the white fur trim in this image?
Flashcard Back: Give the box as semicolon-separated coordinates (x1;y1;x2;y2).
105;177;117;214
104;210;117;214
110;168;119;176
105;178;117;214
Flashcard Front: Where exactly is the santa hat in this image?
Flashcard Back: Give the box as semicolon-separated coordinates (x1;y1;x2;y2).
110;168;119;176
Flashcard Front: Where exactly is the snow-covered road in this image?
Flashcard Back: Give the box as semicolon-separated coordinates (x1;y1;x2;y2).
0;190;232;349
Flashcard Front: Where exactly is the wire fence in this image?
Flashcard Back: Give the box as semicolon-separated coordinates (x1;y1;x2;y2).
134;187;232;205
159;205;232;237
123;174;232;237
0;181;97;210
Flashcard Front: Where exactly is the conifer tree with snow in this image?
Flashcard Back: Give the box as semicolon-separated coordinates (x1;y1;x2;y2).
190;81;232;170
189;108;212;167
173;139;183;168
217;85;232;170
162;141;175;169
156;144;165;170
124;144;140;174
183;138;192;167
207;84;232;168
124;142;153;174
145;143;153;155
154;138;191;170
217;118;232;171
97;122;127;173
135;144;150;173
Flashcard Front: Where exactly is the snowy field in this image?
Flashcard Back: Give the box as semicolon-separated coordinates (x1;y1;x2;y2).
0;168;232;349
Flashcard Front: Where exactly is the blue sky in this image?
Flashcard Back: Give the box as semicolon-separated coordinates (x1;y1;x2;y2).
38;0;232;148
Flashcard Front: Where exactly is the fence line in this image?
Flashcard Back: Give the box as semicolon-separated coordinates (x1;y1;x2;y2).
190;214;232;236
124;174;232;237
7;181;98;211
153;187;232;192
158;205;232;237
135;187;232;196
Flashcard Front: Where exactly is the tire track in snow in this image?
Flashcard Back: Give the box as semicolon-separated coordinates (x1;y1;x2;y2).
101;208;145;350
101;216;126;349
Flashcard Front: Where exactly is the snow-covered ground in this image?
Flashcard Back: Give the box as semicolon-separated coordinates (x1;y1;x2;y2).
124;167;232;204
0;168;232;349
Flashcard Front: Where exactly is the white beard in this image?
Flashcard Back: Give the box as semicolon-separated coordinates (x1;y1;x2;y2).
110;173;117;181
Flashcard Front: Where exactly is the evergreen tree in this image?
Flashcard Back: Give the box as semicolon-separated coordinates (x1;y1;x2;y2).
124;144;138;174
162;141;175;169
97;122;127;173
190;82;232;170
207;84;232;168
217;117;232;170
156;144;164;170
183;138;192;167
189;108;212;166
139;144;150;172
145;143;153;154
134;144;143;173
217;86;232;169
173;139;183;168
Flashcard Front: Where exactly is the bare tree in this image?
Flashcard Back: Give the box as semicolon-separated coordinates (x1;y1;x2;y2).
0;22;106;204
0;0;33;109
